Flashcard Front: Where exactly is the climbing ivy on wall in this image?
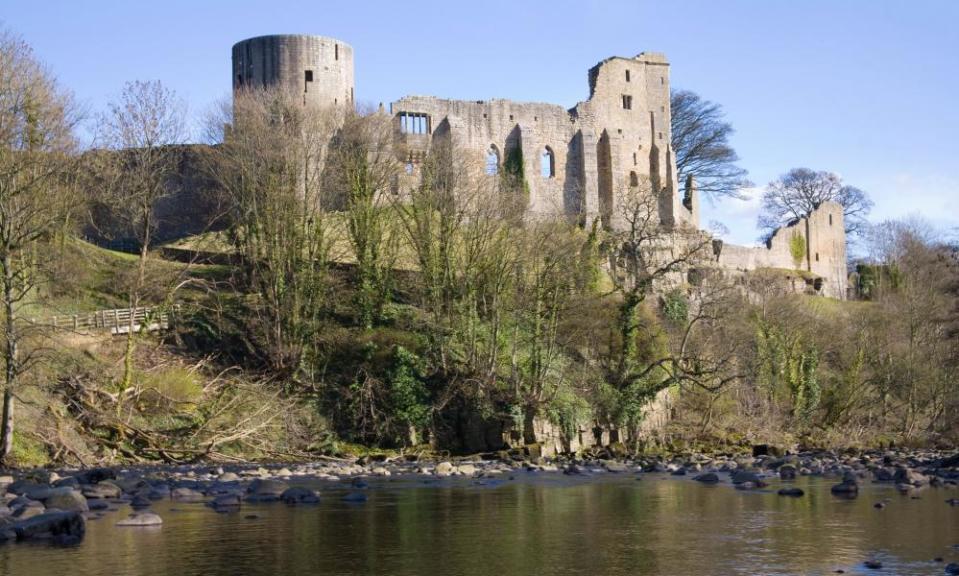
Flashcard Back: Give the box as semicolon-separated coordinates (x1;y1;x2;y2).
789;232;806;270
502;145;530;202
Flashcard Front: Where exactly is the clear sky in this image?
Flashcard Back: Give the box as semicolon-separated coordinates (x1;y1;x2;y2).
4;0;957;244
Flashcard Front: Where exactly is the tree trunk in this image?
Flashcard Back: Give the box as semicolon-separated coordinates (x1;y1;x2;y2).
0;254;18;460
0;388;12;460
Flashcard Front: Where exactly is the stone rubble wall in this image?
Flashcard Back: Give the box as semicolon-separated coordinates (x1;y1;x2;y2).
714;202;847;299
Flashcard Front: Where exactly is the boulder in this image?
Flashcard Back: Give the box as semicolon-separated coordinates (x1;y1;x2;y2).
435;462;454;477
945;562;959;575
457;464;478;476
171;487;205;501
731;471;767;487
693;472;719;484
209;494;241;510
44;490;89;513
81;481;121;499
604;461;628;473
52;476;79;489
831;479;859;496
75;468;115;485
9;482;55;501
280;487;320;505
341;492;368;503
13;511;86;544
894;468;928;487
130;495;152;510
245;479;287;502
873;467;896;482
218;472;240;483
116;512;162;527
777;487;805;497
12;501;45;520
779;465;797;480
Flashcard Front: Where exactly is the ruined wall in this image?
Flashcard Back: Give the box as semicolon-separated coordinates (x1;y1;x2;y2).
232;35;354;108
389;53;698;230
389;96;582;219
714;202;848;298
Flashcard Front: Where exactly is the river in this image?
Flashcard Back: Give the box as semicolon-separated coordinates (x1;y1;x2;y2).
1;472;957;575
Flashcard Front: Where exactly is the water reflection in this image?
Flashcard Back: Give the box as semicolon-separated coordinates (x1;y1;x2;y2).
0;475;956;575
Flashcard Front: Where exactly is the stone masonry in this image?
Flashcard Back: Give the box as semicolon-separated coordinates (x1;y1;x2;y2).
231;34;848;299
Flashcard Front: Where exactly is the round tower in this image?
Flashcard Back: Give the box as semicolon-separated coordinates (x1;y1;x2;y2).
232;34;354;108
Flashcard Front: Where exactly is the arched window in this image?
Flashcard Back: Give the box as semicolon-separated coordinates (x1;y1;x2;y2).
540;146;555;179
629;171;639;187
486;146;500;175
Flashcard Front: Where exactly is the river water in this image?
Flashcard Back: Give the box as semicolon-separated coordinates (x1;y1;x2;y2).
1;472;956;575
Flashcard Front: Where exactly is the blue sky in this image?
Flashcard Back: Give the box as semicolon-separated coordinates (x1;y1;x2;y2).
5;0;957;244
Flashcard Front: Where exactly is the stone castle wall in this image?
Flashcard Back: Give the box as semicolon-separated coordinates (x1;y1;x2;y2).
714;202;848;298
390;52;698;232
232;35;354;108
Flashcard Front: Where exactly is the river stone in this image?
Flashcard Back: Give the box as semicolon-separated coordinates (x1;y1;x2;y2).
116;512;162;527
435;462;454;477
218;472;240;482
873;467;895;482
779;465;797;480
778;487;805;497
76;468;115;485
945;562;959;575
341;492;368;503
731;471;766;487
130;495;152;510
604;461;628;473
831;479;859;496
171;487;205;501
246;479;287;502
280;487;319;505
894;468;928;487
12;502;45;520
82;481;121;499
458;464;478;476
44;490;88;513
210;494;241;510
693;472;719;484
13;511;85;544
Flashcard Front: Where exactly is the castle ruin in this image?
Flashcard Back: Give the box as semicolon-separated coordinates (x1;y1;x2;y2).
231;34;848;299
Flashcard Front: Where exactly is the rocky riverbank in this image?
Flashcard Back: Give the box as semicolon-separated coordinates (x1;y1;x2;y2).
2;448;957;548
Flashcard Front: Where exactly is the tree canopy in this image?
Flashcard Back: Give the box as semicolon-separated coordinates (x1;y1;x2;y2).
670;89;751;201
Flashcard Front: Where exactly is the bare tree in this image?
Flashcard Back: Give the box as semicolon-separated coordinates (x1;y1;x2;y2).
0;29;79;460
605;178;711;396
93;80;186;406
670;89;751;200
758;167;872;239
207;86;340;378
326;109;399;329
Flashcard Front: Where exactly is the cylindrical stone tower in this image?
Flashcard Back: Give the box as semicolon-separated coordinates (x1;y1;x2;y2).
232;34;354;108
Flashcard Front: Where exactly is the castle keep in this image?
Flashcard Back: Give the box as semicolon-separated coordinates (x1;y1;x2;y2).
231;34;848;299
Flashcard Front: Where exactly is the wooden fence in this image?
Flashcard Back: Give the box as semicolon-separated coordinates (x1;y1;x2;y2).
38;306;177;335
